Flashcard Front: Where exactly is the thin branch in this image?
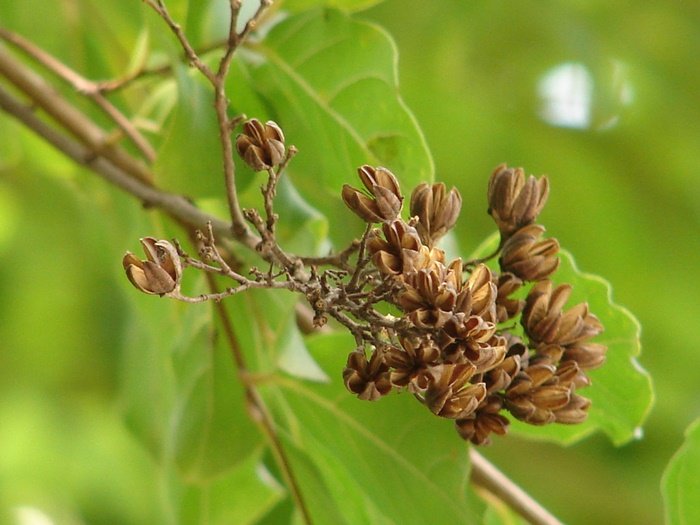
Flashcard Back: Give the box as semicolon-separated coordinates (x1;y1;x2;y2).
0;27;156;163
465;238;504;268
469;449;564;525
141;0;215;82
346;223;374;292
0;84;234;242
262;147;297;233
95;37;229;93
143;0;270;250
237;0;274;43
0;45;153;185
220;0;244;76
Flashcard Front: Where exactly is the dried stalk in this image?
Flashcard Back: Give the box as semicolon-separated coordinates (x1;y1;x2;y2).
0;27;156;163
470;449;564;525
0;45;153;186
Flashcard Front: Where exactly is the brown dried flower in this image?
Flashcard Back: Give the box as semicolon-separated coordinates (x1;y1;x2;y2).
385;337;440;393
455;394;510;445
521;280;604;346
398;260;463;328
563;342;607;371
440;316;503;371
488;164;550;238
367;220;443;276
410;182;462;246
499;224;560;282
505;363;572;425
424;363;487;419
553;393;591;424
463;264;498;321
342;165;403;223
343;348;392;401
235;118;286;171
122;237;182;296
495;272;525;323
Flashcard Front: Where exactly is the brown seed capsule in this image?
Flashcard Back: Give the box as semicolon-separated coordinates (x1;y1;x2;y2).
563;342;607;370
499;224;560;282
235;118;286;171
505;364;571;425
398;261;463;328
455;394;510;445
424;363;486;419
488;164;550;238
553;393;591;424
410;182;462;246
521;280;604;346
385;337;440;392
495;272;525;323
367;220;441;276
122;237;182;296
342;165;403;223
343;348;392;401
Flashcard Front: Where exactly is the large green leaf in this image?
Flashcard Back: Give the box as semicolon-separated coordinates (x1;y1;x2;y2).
248;8;433;245
169;299;264;480
662;416;700;525
470;234;653;445
280;0;387;13
175;449;286;525
121;284;263;481
221;283;327;383
261;332;483;525
153;63;224;197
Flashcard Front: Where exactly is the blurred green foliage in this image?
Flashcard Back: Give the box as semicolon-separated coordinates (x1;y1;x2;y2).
0;0;698;524
366;2;700;524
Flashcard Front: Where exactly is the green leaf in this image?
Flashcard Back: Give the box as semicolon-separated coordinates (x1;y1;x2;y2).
280;0;387;13
261;332;482;525
169;297;263;480
662;417;700;525
249;8;433;245
154;63;223;197
176;449;286;525
120;294;179;460
470;233;653;445
224;285;327;382
121;285;263;481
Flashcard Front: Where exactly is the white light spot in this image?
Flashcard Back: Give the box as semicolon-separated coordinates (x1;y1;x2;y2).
538;62;593;129
13;507;55;525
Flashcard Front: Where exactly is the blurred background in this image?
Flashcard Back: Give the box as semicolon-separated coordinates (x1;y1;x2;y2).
367;1;700;524
1;0;699;524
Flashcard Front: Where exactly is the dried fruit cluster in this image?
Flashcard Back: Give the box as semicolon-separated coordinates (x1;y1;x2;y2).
341;164;606;445
123;118;607;446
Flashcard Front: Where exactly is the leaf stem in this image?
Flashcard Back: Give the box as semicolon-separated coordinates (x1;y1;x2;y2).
204;273;314;525
469;449;564;525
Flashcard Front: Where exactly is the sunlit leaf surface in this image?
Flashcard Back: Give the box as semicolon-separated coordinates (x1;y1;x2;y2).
280;0;387;13
248;8;433;244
